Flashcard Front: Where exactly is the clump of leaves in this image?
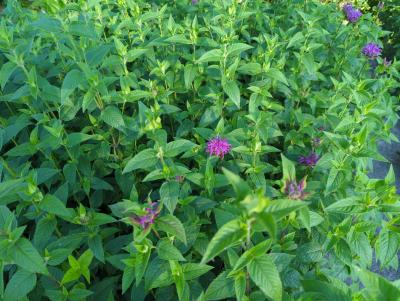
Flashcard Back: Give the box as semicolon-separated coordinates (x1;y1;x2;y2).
0;0;399;300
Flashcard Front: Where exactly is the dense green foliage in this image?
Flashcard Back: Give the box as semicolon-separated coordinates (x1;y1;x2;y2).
0;0;400;300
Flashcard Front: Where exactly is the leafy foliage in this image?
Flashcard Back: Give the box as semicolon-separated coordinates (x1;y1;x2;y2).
0;0;399;300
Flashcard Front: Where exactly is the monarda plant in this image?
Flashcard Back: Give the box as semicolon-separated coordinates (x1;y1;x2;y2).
0;0;399;300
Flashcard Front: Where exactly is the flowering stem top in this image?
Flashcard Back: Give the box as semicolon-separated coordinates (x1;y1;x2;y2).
343;3;362;23
206;136;232;159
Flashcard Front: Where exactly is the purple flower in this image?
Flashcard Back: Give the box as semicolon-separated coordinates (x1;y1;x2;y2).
131;202;160;230
362;43;382;58
206;136;231;158
383;57;392;67
298;152;320;167
378;2;384;10
284;178;309;200
175;175;185;183
312;137;321;147
191;0;198;4
343;4;362;23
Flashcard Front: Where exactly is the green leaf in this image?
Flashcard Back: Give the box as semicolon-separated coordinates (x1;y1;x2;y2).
231;240;272;273
68;288;94;301
234;272;246;301
265;199;307;220
287;32;305;49
78;249;94;268
266;68;288;85
222;168;251;201
39;194;72;218
196;49;222;64
169;260;186;301
164;139;195;158
227;43;253;57
0;61;17;90
248;254;282;301
376;229;399;267
281;154;296;181
334;239;352;266
302;279;352;301
4;269;36;301
222;80;241;108
355;267;400;301
237;63;262;75
205;271;235;300
122;267;135;294
182;263;213;280
0;179;26;200
325;197;363;214
11;238;48;274
123;149;158;173
127;90;153;102
184;64;197;89
201;219;246;264
157;239;186;261
61;69;82;104
66;133;94;147
156;215;187;245
100;106;125;129
160;181;180;214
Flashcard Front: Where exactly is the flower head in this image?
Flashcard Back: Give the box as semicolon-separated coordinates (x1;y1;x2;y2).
343;4;362;23
362;43;382;58
206;136;231;158
378;2;384;10
131;202;160;230
312;137;321;147
298;152;320;167
191;0;198;4
284;178;309;200
383;57;392;67
175;175;185;183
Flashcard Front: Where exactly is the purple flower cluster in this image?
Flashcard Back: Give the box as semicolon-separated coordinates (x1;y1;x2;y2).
298;152;320;167
383;57;392;67
343;4;362;23
175;175;185;183
206;137;231;158
284;178;309;200
362;43;382;58
131;202;160;230
191;0;198;4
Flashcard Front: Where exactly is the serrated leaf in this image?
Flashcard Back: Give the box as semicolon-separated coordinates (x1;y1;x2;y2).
222;168;250;201
182;263;213;280
160;181;180;214
4;269;36;301
156;215;187;245
0;61;17;90
231;240;272;273
266;68;288;85
100;106;125;129
61;69;82;104
196;49;222;64
281;154;296;181
201;219;246;264
248;254;282;301
157;239;186;261
39;194;72;218
222;80;241;108
265;199;307;220
164;139;195;158
205;271;235;300
123;149;158;173
226;43;253;57
11;238;48;274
